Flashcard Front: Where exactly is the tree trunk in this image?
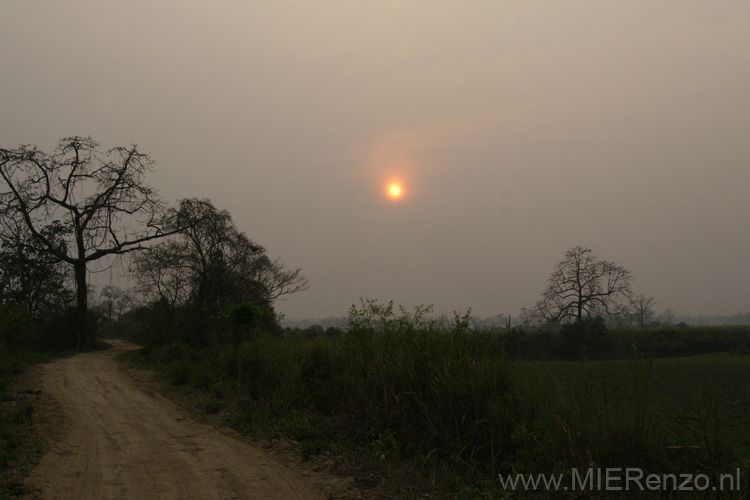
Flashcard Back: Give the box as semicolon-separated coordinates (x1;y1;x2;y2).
74;261;90;350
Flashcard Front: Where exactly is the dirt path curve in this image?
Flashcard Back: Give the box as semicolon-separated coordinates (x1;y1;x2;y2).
22;340;322;500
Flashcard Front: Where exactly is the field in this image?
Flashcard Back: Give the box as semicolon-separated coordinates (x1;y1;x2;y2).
523;353;750;459
126;306;750;498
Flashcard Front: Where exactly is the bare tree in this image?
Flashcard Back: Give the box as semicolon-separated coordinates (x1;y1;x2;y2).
629;294;655;329
659;307;676;327
96;286;136;323
0;137;182;349
534;246;632;324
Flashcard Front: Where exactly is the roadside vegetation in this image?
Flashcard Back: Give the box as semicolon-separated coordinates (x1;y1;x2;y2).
0;305;76;499
0;213;82;498
126;298;750;499
0;345;37;499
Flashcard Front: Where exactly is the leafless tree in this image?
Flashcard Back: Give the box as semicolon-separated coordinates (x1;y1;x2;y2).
0;137;182;349
629;294;655;329
659;307;676;327
534;246;633;324
96;285;137;323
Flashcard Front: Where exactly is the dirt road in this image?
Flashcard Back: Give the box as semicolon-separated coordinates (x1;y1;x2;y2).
21;341;323;500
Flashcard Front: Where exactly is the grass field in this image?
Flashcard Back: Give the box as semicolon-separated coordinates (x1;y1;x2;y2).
126;300;750;498
132;320;750;498
521;352;750;462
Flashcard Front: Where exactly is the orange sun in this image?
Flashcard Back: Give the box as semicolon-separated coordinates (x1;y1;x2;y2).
389;184;402;197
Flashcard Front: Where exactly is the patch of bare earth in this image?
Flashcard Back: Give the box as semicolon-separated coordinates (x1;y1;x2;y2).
16;340;378;500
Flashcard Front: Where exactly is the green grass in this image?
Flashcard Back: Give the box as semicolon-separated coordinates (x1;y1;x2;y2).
521;352;750;461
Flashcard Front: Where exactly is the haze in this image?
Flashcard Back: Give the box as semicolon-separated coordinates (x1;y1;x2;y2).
2;2;748;320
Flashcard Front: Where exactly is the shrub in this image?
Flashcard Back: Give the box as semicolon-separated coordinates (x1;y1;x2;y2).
162;359;192;385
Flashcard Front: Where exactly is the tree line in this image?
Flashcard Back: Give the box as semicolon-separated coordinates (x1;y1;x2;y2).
1;136;663;353
1;137;306;350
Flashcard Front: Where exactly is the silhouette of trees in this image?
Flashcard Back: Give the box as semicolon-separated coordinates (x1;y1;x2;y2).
132;198;307;328
0;217;71;317
629;294;655;329
0;137;182;349
96;286;137;323
534;246;632;325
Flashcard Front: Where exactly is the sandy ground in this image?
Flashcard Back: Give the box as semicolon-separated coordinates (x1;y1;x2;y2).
19;340;327;500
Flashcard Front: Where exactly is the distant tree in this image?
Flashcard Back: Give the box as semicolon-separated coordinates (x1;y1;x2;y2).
629;294;655;329
659;307;676;327
132;198;307;327
518;307;539;328
0;137;184;349
534;246;633;325
96;286;136;323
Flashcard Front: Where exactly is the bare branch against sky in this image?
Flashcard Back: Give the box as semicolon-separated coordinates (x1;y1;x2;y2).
2;1;748;319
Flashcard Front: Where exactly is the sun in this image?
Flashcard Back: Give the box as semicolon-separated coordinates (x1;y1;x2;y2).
389;184;402;198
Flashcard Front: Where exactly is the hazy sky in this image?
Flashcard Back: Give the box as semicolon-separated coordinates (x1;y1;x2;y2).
2;2;749;320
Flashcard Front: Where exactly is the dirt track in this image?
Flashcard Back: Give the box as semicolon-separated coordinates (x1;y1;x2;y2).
21;340;323;500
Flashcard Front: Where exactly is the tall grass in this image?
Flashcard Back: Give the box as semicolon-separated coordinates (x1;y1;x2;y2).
132;301;739;497
238;328;516;463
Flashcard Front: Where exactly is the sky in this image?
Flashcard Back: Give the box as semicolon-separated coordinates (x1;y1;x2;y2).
2;2;749;320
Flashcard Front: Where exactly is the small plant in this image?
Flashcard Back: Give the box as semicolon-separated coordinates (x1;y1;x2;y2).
347;298;436;334
201;399;223;414
162;359;191;385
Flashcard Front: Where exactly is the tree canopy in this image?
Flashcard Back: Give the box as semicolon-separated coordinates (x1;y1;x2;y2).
534;246;633;325
132;198;308;329
0;219;71;317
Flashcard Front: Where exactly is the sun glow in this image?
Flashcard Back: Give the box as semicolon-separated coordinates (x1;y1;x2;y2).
389;184;402;197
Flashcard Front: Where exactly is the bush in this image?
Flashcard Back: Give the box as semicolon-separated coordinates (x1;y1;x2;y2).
0;306;35;350
560;316;613;357
162;359;192;385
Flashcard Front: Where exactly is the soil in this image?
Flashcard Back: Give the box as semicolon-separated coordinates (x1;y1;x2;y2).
15;340;370;500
